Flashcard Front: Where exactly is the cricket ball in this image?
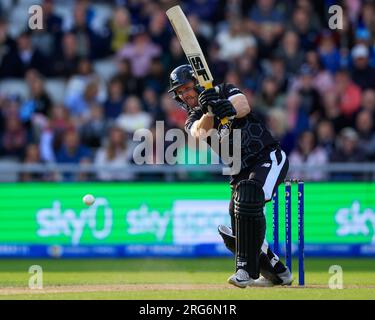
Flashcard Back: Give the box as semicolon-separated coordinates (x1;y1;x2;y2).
83;194;95;206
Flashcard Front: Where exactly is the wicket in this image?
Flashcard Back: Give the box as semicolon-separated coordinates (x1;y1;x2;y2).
272;179;305;286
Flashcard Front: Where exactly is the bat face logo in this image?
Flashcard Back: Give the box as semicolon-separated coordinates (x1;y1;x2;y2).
188;55;210;81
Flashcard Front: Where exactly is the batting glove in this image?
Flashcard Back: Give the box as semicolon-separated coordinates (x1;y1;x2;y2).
198;87;220;114
210;99;237;120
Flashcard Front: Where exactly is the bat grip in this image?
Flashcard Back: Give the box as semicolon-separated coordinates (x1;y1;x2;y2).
204;84;230;126
220;117;229;125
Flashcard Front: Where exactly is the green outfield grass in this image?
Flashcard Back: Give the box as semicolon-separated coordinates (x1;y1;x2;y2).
0;258;374;299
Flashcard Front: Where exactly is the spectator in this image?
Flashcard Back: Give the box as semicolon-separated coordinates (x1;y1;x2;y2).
55;129;91;180
104;76;125;120
288;6;318;52
217;0;241;30
266;108;290;152
289;130;328;181
206;42;229;84
184;0;220;22
117;26;161;79
49;104;74;133
136;1;160;28
42;0;63;39
305;50;335;94
254;76;284;116
64;57;107;104
39;124;56;163
335;69;362;118
317;30;341;74
148;9;171;52
114;58;144;96
357;1;375;38
315;119;336;158
355;110;375;159
246;0;285;59
350;44;375;90
292;64;323;125
354;28;372;48
0;31;47;77
116;95;152;135
275;30;305;75
330;127;367;180
267;55;289;93
80;104;106;149
160;93;186;130
295;0;322;31
216;19;257;60
94;126;134;181
0;102;4;137
70;0;110;59
360;89;375;116
236;55;262;92
344;0;361;25
65;80;101;124
0;18;16;67
39;110;71;164
283;92;309;152
142;87;165;122
224;69;242;89
20;144;45;182
108;7;132;53
164;36;188;74
31;0;63;58
144;58;168;94
56;129;91;163
52;32;81;78
0;96;22;137
321;90;352;133
331;127;366;163
335;7;355;59
0;116;28;159
19;73;52;129
285;91;309;134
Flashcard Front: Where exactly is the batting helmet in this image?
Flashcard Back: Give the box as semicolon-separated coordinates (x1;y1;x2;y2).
168;64;203;110
168;64;196;93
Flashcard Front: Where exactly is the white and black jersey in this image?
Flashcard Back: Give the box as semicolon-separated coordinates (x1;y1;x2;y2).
185;83;280;173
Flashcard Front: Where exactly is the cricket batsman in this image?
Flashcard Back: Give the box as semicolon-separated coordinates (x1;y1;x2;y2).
168;64;293;287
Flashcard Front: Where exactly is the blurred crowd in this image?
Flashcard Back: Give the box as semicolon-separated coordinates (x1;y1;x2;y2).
0;0;375;182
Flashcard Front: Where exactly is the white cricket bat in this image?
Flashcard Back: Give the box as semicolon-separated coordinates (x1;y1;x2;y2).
166;5;229;125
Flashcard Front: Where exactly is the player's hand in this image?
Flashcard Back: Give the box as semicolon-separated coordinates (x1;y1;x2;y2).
210;99;237;120
198;88;220;113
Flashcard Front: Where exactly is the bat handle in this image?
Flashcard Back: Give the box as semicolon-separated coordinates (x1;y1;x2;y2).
220;117;229;125
218;116;234;140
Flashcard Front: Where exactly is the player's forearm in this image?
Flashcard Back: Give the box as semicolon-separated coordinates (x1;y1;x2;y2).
231;95;251;118
190;114;214;138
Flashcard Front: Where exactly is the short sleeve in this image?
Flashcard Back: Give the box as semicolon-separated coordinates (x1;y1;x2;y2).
222;83;243;99
184;108;204;134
